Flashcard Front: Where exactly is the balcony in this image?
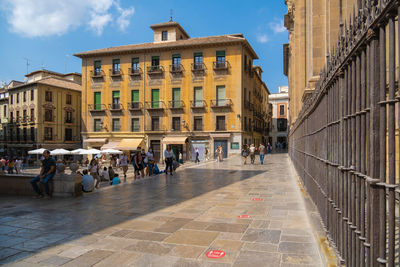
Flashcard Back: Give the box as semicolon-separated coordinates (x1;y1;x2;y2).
210;99;233;108
129;67;142;76
91;69;104;78
128;102;143;111
147;65;164;75
169;64;184;74
190;100;207;109
145;125;166;132
245;101;253;110
29;117;35;124
215;125;226;131
145;101;165;110
88;104;106;112
108;103;123;111
191;63;206;73
168;100;185;109
65;117;74;124
213;61;230;71
109;69;122;77
22;116;29;125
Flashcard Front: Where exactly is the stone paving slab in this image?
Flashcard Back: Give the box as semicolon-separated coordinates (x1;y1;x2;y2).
0;154;325;266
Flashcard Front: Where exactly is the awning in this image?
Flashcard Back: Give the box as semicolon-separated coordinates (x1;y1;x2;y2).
210;133;231;138
115;138;144;150
162;136;188;144
83;138;106;144
101;141;120;150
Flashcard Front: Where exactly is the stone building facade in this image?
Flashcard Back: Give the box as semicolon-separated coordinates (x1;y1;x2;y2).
75;21;271;162
268;86;289;149
284;0;360;125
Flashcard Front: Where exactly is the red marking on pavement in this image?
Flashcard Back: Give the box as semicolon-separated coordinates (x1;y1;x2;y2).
238;215;251;219
252;198;263;201
206;250;226;259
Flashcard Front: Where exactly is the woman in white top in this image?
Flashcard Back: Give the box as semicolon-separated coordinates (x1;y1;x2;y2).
145;148;154;176
100;166;110;181
89;158;100;189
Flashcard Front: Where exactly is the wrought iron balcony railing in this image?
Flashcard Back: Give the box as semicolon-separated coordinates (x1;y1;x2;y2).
168;100;185;109
213;61;229;70
128;67;142;76
145;101;165;110
88;104;106;111
128;102;143;111
109;69;122;77
91;69;104;78
145;125;166;132
191;63;206;72
109;103;123;111
170;64;184;73
147;65;164;74
190;100;207;109
210;99;233;108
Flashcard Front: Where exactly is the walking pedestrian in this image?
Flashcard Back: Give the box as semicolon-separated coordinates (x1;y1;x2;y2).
194;147;200;164
164;145;174;175
15;158;21;174
204;148;209;161
258;143;266;165
267;142;272;154
120;153;128;182
133;151;144;179
249;144;256;164
89;158;100;189
8;158;15;174
145;148;154;176
215;146;223;162
241;145;249;165
30;150;56;198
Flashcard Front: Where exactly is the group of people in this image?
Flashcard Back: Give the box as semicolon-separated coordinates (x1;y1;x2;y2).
0;157;25;174
241;143;272;165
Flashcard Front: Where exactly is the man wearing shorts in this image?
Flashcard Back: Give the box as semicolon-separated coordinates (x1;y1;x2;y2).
120;153;128;182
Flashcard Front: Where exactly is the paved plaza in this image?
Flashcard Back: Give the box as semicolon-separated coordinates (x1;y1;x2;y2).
0;153;325;266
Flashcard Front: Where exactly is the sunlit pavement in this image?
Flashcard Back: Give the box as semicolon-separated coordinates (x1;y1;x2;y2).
0;153;324;266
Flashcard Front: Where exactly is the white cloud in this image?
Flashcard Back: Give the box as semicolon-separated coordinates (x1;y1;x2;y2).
257;34;269;43
269;19;286;34
3;0;134;37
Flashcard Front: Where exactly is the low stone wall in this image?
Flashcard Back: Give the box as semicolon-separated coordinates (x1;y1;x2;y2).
0;172;83;197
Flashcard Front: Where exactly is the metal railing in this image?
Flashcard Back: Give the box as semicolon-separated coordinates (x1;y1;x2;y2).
129;67;142;75
128;102;143;110
147;65;164;74
170;64;184;73
210;99;233;108
213;61;229;70
145;124;165;132
289;1;400;266
109;103;123;111
190;100;207;108
191;63;206;72
91;69;104;77
145;101;165;110
168;100;185;109
88;104;106;111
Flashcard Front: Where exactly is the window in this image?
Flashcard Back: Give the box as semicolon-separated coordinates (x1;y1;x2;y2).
16;93;19;103
131;90;139;108
65;128;72;141
151;89;159;108
66;94;72;105
45;91;52;102
3;105;6;117
112;118;120;132
16;111;19;122
162;30;168;41
277;118;288;132
194;52;203;69
151;116;159;131
131;118;140;132
248;118;252;131
151;56;160;70
44;127;53;140
244;117;247;131
279;104;285;116
194;87;203;107
66;111;73;123
244;55;247;71
216;116;225;130
94;60;101;75
23;110;27;122
10;95;13;104
23;92;26;102
30;127;35;141
216;50;226;68
30;108;34;122
44;109;53;122
31;90;34;101
112;59;120;74
112;91;120;109
132;57;139;72
94;119;101;132
94;92;101;110
172;54;181;71
17;128;20;141
172;117;180;131
10;111;13;122
216;86;226;106
194;116;202;131
172;88;181;107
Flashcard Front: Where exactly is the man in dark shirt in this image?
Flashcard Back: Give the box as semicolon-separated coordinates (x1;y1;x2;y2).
30;150;56;198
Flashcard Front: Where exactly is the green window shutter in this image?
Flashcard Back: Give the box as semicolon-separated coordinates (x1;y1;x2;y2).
152;89;159;108
132;90;139;102
94;60;101;68
216;51;225;57
173;88;180;101
217;86;226;106
112;91;120;98
172;54;181;58
94;92;101;110
194;87;202;107
194;52;202;57
132;58;139;64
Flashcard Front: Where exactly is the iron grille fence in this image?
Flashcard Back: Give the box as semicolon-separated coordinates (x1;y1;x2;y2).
289;1;400;266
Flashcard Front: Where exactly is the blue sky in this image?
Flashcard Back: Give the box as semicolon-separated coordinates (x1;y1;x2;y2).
0;0;288;93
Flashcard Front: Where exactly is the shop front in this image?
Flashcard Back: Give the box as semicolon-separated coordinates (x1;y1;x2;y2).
162;136;188;161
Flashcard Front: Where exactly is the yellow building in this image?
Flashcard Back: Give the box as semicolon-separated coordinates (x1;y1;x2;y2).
6;70;82;157
75;21;271;161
